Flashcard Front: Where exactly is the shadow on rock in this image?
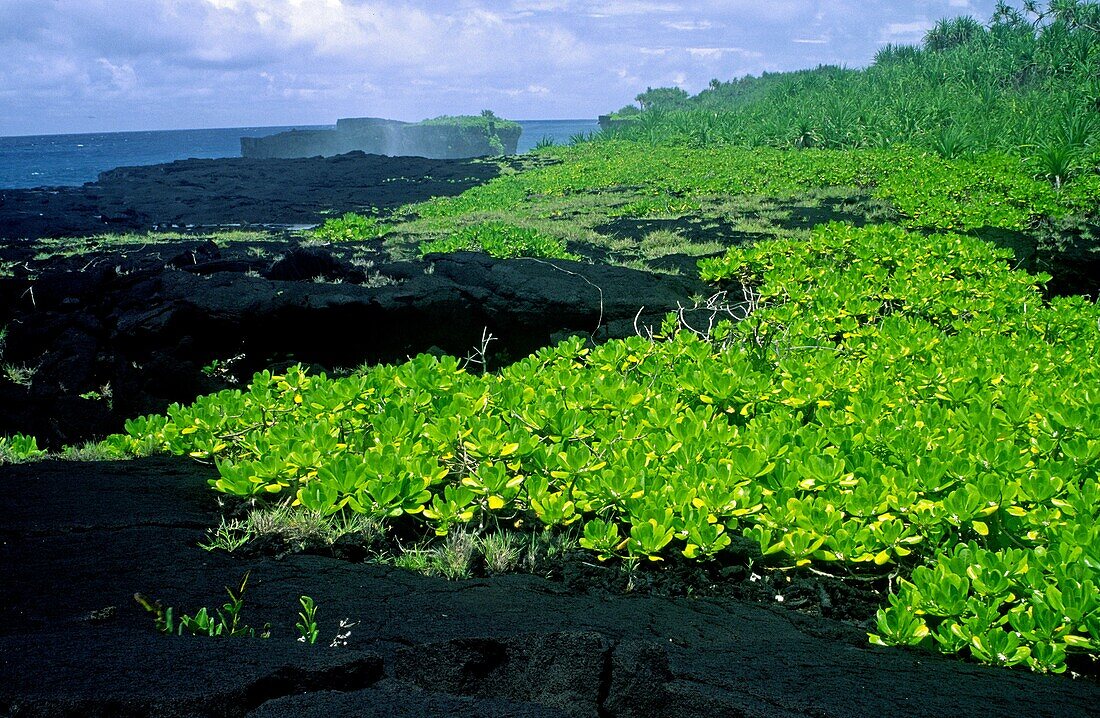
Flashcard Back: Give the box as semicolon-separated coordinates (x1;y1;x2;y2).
0;247;710;447
972;223;1100;299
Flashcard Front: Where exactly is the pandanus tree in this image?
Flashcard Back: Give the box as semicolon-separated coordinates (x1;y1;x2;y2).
924;16;987;52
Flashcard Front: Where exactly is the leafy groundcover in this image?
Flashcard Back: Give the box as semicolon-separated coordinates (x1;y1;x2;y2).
110;222;1100;676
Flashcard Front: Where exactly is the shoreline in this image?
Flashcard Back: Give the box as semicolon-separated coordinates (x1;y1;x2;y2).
0;152;505;240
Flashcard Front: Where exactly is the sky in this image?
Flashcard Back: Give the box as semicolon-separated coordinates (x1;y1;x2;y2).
0;0;999;137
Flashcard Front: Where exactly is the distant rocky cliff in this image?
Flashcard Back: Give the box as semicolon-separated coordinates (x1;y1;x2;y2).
241;116;521;159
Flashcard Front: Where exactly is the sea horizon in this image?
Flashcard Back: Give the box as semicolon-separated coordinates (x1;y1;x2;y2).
0;117;599;140
0;118;600;189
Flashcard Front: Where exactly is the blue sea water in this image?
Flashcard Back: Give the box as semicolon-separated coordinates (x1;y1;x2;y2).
0;119;600;189
514;119;600;152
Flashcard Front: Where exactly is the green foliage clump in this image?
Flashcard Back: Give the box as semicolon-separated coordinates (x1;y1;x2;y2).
313;212;387;242
418;111;520;156
95;415;170;458
610;192;700;219
610;104;641;119
635;86;691;112
135;573;267;639
296;595;319;644
0;434;47;464
419;110;521;132
923;15;986;52
420;222;578;260
121;223;1100;673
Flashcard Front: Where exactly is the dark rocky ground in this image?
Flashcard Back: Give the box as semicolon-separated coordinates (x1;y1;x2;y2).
1;153;1099;716
2;456;1097;718
0;152;504;239
0;152;712;446
0;236;708;447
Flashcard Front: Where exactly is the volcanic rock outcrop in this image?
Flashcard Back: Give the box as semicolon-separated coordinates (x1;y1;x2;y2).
0;152;503;239
241;117;521;160
0;243;710;446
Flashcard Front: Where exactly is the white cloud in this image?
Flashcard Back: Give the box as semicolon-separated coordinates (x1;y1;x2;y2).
0;0;1005;135
686;47;763;60
586;1;680;17
881;21;933;43
503;83;553;97
94;59;138;93
663;20;715;31
687;47;724;59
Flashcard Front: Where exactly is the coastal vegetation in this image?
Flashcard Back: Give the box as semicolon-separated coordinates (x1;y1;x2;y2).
419;110;520;132
109;218;1100;673
4;0;1099;678
418;221;577;260
313;212;388;243
419;111;522;156
607;1;1099;163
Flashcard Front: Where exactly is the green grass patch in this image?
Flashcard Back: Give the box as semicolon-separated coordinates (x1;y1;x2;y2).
608;193;701;219
17;230;284;264
200;503;384;554
407;142;1092;233
312;212;388;242
419;221;578;260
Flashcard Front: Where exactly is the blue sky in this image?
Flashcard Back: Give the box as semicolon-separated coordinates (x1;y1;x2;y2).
0;0;997;136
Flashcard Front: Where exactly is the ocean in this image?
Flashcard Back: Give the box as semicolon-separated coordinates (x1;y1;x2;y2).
0;119;601;189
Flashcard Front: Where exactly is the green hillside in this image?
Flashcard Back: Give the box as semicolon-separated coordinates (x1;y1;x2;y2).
611;0;1099;187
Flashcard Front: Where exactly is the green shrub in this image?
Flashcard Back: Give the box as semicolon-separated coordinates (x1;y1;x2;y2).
313;212;387;242
420;222;577;260
419;111;521;132
1030;141;1079;188
419;112;520;157
0;434;47;464
931;125;974;159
